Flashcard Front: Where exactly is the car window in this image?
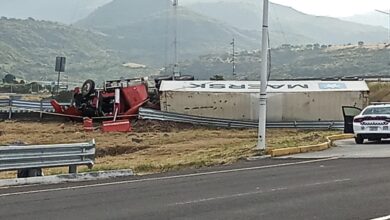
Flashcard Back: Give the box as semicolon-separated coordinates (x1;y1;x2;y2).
343;107;361;116
362;107;390;115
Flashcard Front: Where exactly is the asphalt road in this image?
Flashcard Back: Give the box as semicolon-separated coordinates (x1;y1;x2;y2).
1;158;390;220
284;139;390;158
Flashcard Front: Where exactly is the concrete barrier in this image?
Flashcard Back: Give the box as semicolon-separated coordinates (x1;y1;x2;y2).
268;134;354;157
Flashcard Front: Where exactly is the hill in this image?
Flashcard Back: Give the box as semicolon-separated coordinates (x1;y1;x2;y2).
76;0;389;67
341;12;389;29
0;18;388;85
187;1;388;45
0;0;112;24
77;0;260;66
1;0;388;82
181;44;390;80
0;18;153;82
77;0;169;29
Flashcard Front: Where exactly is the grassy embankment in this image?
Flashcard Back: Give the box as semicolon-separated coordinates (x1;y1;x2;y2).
0;121;339;178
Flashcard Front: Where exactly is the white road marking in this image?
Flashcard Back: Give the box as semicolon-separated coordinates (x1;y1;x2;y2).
170;178;350;206
303;178;350;187
371;215;390;220
173;190;267;206
0;183;40;190
0;157;338;198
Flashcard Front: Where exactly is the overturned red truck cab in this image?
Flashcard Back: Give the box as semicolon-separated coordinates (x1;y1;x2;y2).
51;78;150;119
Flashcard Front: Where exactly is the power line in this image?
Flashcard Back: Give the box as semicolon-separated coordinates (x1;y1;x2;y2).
375;9;390;71
272;8;288;44
375;9;390;45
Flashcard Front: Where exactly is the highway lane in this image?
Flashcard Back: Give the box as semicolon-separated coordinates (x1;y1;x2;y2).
1;158;390;220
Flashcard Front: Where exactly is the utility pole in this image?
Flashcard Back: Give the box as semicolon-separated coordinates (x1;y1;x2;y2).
231;38;236;76
172;0;180;79
257;0;269;150
56;69;61;95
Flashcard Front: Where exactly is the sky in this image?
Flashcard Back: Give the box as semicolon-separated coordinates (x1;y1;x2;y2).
184;0;389;17
271;0;389;17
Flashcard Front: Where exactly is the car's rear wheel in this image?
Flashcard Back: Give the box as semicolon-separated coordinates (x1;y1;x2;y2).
355;135;364;144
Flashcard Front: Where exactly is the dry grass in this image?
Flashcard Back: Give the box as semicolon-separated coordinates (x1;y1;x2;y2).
0;121;340;178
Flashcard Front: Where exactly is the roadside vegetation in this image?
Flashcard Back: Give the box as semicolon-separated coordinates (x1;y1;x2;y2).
368;82;390;103
0;120;340;178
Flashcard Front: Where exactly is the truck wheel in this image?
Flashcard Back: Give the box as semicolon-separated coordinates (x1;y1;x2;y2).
81;79;95;97
355;135;364;144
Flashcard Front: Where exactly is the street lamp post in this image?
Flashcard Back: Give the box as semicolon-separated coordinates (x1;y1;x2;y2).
172;0;180;79
256;0;269;150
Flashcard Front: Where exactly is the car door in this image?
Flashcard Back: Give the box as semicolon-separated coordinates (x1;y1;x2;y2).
342;106;362;133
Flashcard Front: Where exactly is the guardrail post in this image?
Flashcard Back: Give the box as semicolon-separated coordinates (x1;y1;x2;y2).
8;98;12;119
69;165;77;174
39;99;43;120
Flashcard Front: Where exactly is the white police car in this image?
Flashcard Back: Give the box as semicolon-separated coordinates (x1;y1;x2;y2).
353;104;390;144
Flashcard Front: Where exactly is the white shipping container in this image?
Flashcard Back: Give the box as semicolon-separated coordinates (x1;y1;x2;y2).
159;81;369;121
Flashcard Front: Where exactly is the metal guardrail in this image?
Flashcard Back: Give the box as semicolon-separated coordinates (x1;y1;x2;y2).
0;99;9;107
0;98;58;111
0;98;70;119
0;140;96;175
139;108;344;129
11;100;53;111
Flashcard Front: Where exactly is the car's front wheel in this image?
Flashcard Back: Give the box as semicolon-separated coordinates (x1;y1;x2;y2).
355;135;364;144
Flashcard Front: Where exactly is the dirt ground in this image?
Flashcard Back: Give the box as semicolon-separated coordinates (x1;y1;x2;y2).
0;120;340;178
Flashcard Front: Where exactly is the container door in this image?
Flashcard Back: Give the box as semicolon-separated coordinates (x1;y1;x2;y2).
342;106;362;133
